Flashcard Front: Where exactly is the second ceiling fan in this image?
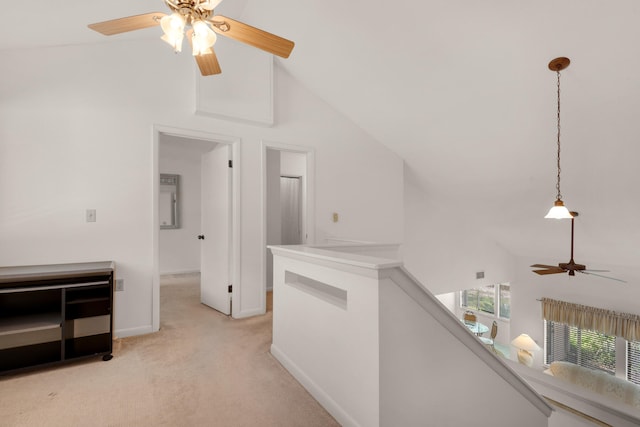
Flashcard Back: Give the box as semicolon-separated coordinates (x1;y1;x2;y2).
531;212;626;282
88;0;295;76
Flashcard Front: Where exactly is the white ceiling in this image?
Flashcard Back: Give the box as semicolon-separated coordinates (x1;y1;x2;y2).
4;0;639;270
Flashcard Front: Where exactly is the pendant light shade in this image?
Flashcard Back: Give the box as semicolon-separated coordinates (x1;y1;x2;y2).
160;12;186;52
545;199;573;219
191;20;217;56
545;57;573;219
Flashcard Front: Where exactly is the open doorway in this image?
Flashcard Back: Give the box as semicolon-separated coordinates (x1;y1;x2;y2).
263;142;315;310
153;126;240;331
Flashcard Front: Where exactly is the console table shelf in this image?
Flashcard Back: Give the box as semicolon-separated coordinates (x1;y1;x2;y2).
0;313;61;335
0;261;115;374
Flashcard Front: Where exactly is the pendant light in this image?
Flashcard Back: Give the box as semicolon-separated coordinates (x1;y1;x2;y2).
544;57;574;219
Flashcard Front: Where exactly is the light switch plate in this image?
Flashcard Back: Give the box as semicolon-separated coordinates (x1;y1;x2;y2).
86;209;96;222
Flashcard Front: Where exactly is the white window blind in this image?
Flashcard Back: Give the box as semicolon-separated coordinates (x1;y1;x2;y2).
545;321;616;376
628;341;640;385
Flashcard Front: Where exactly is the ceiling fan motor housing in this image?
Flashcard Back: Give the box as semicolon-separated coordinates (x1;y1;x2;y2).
559;262;586;271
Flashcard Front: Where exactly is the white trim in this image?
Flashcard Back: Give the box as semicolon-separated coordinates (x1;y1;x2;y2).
159;270;201;277
152;125;242;330
270;344;360;427
260;141;315;315
115;325;154;338
232;307;265;319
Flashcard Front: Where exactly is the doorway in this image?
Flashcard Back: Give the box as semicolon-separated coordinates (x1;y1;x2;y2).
280;176;302;245
153;126;240;331
263;142;315;305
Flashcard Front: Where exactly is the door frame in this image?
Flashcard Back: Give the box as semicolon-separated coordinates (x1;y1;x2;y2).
153;125;241;331
261;140;315;312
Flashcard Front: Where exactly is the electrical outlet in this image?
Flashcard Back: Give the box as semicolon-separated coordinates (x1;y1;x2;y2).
115;279;124;292
86;209;96;222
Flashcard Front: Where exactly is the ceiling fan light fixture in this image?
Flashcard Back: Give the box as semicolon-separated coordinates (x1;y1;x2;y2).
198;0;223;11
191;20;217;56
88;2;295;77
160;12;186;52
544;199;574;219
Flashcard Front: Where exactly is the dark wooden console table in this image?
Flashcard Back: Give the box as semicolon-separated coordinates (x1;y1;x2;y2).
0;261;115;374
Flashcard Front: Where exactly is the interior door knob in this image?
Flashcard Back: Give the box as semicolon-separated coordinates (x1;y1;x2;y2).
197;235;205;240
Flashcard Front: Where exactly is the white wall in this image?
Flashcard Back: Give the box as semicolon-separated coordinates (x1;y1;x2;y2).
159;137;213;275
0;38;404;335
402;170;516;295
270;246;551;427
280;151;306;177
379;276;548;427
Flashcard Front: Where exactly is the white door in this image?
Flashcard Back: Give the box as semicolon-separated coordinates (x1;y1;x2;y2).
280;176;302;244
200;144;231;315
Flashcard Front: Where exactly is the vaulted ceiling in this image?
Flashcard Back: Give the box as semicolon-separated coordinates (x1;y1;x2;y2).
4;0;639;270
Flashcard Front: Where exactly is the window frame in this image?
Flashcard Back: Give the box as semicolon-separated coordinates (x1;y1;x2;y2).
544;320;636;383
459;282;510;321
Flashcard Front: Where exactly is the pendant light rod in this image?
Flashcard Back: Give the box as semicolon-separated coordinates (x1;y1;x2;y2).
544;57;573;219
549;57;570;202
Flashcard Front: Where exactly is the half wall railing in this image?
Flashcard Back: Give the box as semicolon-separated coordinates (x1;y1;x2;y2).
269;243;552;427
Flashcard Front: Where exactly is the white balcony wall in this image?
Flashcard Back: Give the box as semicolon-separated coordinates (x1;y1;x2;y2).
270;245;551;427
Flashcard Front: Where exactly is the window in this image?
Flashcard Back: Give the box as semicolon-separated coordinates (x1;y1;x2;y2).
545;321;616;375
460;283;510;319
545;321;640;385
499;284;510;319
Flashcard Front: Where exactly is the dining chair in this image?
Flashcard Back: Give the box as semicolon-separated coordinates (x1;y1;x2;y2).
480;320;498;348
463;311;477;324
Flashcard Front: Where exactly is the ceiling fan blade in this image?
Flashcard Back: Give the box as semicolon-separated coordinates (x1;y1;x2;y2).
209;15;295;58
583;269;610;273
88;12;166;36
186;29;222;76
578;271;627;283
531;264;561;269
533;268;565;275
195;50;222;76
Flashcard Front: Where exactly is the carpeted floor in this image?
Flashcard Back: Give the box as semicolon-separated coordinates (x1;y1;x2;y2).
0;275;339;426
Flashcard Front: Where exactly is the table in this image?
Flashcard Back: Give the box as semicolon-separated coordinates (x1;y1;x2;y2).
0;261;115;373
464;320;489;336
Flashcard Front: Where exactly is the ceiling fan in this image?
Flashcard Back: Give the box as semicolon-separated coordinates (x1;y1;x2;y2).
531;212;626;282
88;0;295;76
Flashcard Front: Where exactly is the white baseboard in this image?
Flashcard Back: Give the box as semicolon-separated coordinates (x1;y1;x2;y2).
159;270;200;277
114;325;154;338
270;344;360;427
232;307;265;319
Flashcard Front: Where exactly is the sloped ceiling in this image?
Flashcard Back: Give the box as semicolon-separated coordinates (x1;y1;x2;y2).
3;0;639;270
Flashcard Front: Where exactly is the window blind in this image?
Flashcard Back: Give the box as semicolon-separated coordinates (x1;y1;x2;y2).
545;321;616;376
629;341;640;385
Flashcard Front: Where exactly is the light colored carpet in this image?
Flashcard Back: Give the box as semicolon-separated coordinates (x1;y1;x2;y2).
0;275;339;427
